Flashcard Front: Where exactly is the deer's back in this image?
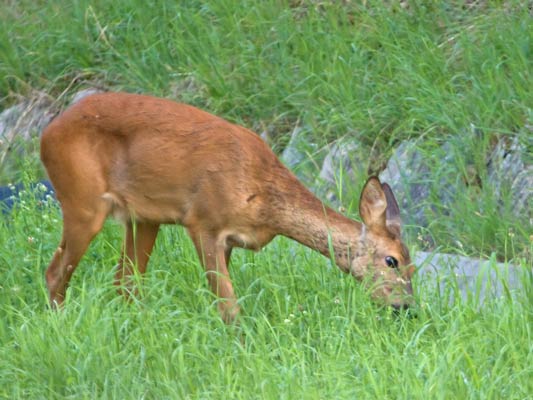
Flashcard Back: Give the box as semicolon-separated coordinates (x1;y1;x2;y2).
41;92;300;235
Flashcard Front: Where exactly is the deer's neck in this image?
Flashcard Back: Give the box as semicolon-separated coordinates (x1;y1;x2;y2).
271;182;362;272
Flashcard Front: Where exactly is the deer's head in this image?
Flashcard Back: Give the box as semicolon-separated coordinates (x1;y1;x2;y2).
351;177;415;309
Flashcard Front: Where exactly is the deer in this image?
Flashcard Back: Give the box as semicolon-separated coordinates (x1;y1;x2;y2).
40;92;415;324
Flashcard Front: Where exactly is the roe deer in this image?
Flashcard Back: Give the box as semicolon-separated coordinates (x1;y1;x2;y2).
41;92;415;323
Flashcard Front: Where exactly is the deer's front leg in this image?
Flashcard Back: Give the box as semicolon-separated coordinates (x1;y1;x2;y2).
188;230;239;324
115;221;160;298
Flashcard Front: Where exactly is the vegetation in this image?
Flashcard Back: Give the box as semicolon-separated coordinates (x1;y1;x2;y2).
1;189;531;399
1;1;530;145
0;1;531;398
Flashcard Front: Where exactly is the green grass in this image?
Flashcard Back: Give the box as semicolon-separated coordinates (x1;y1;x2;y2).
0;1;532;398
0;0;531;259
0;190;531;399
1;1;530;144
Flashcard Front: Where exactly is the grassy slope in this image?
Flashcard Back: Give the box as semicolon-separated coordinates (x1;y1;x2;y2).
0;1;532;398
1;1;530;143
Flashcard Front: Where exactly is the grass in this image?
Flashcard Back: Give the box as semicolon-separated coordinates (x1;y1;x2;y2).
0;1;532;398
1;0;531;259
0;190;531;399
1;1;530;144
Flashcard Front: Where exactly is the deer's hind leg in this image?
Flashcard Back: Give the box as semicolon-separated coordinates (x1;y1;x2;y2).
46;199;109;307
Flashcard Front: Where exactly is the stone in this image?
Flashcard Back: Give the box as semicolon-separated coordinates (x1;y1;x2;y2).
70;88;103;105
415;251;529;306
317;139;367;204
487;137;532;222
379;140;433;227
280;126;318;185
281;125;306;169
0;94;56;145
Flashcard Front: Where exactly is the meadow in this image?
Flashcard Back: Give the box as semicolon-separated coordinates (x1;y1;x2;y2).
0;1;532;398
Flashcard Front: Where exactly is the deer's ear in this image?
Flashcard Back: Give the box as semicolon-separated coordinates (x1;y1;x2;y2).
382;182;401;237
359;177;387;231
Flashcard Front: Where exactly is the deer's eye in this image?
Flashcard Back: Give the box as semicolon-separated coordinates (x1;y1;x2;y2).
385;256;398;269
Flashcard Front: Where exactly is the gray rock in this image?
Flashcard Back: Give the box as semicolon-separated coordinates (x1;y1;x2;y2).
281;126;306;169
317;139;367;203
487;137;532;222
511;168;533;223
0;94;58;169
0;87;102;153
415;251;530;305
319;140;360;183
280;126;318;185
70;88;103;105
168;75;208;103
379;134;532;228
379;140;433;227
0;94;56;145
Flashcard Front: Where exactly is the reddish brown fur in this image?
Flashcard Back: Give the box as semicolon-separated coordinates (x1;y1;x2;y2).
41;92;415;323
